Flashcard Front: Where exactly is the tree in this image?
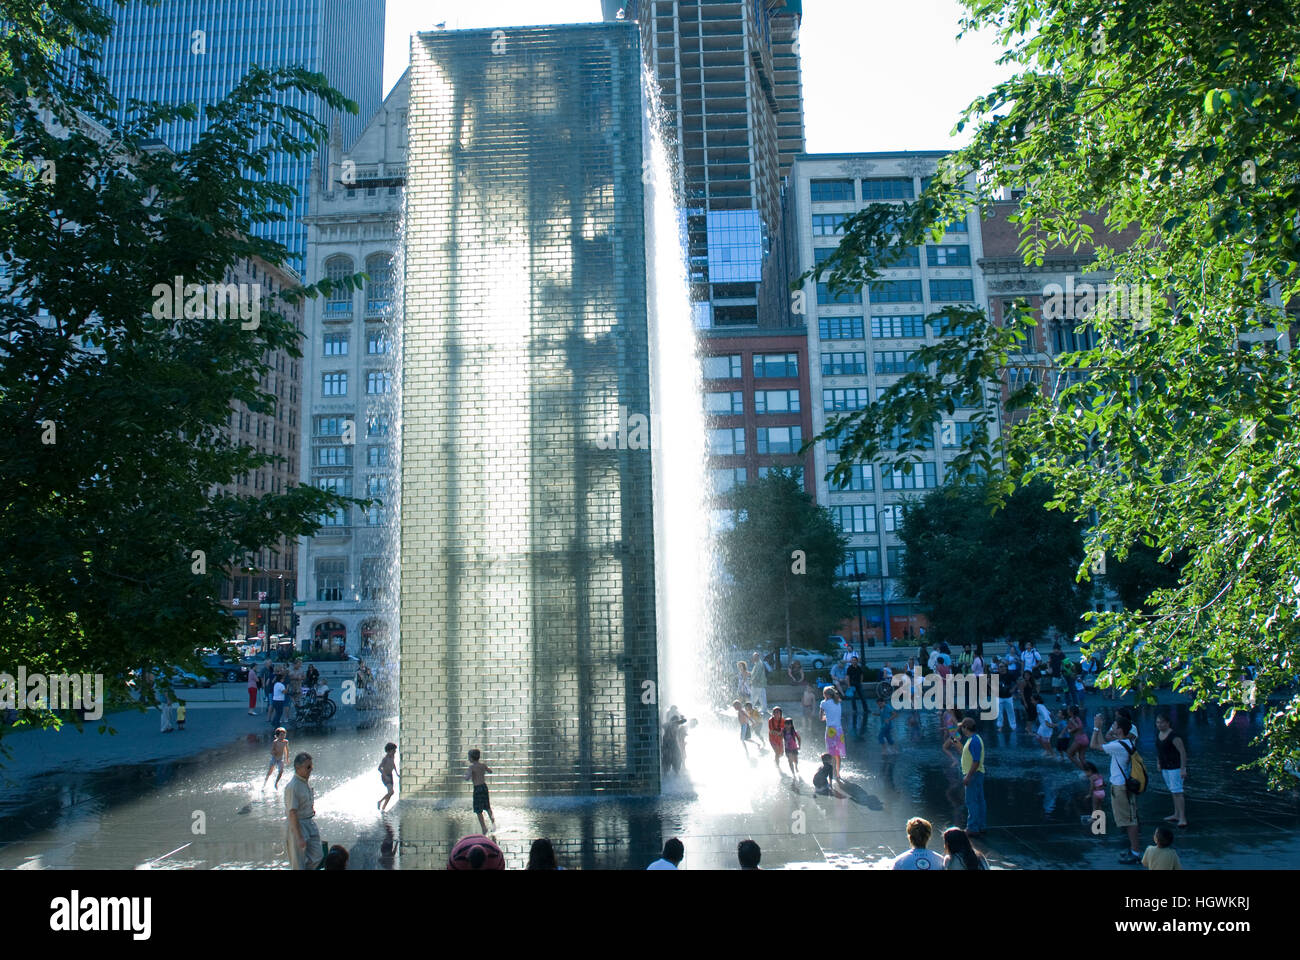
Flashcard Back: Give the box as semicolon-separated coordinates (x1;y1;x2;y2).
717;471;853;663
1103;542;1190;614
802;0;1300;783
898;479;1090;648
0;1;363;742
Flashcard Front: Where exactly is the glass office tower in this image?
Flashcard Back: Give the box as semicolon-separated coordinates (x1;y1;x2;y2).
402;24;661;796
89;0;385;260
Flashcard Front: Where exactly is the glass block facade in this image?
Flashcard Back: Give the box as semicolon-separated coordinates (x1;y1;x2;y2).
89;0;386;259
403;24;659;796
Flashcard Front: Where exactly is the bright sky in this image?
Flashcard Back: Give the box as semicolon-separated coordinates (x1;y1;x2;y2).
382;0;1015;153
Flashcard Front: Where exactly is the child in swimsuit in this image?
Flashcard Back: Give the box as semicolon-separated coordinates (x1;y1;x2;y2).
734;699;753;756
941;708;962;765
263;727;288;790
783;718;801;776
377;742;398;811
1083;761;1106;815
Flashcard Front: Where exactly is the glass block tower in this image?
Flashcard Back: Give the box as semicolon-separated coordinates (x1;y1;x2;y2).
402;23;660;796
89;0;386;260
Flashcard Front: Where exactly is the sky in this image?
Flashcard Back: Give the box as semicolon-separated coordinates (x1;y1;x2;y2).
382;0;1016;153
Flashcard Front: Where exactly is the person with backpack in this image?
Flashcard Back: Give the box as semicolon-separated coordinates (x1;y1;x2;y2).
1092;712;1147;864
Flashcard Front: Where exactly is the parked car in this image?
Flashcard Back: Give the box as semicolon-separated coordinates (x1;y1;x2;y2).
785;647;833;671
198;653;250;683
159;665;213;689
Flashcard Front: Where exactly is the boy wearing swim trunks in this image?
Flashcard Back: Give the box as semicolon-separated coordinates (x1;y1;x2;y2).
466;748;495;833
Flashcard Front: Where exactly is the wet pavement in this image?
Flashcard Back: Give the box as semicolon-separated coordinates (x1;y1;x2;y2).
1;691;1297;869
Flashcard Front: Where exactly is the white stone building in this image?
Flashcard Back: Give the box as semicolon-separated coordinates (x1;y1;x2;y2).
295;73;408;656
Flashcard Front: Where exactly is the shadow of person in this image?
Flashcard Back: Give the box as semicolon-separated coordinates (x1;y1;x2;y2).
837;780;883;810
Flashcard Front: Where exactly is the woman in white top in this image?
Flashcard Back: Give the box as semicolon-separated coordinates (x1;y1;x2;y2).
820;685;846;781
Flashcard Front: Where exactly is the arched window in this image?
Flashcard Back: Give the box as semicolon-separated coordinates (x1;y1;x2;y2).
324;256;354;315
365;253;393;316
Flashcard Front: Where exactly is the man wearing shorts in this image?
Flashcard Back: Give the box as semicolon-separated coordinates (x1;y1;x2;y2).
1093;713;1142;864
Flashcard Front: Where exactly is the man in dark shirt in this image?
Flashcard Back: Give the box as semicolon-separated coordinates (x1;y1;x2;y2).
846;656;866;736
1048;642;1065;697
996;663;1017;732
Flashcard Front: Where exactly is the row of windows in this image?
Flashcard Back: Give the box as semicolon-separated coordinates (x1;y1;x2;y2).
810;177;916;202
708;426;805;456
315;445;391;467
703;353;800;380
705;389;803;416
836;546;907;579
710;466;807;496
315;557;391;602
825;420;980;452
314;415;391;437
817;279;976;305
320;371;392;396
825;461;940;492
323;253;394;315
323;332;391;356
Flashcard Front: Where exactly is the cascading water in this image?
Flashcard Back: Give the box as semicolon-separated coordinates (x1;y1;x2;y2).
643;71;746;798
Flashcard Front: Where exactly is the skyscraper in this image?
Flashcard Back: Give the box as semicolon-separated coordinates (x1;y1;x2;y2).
402;23;660;796
609;0;806;329
88;0;386;260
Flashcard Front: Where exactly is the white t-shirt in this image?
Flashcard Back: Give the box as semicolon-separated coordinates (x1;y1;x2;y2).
646;858;678;870
1101;736;1137;786
971;656;984;676
272;680;286;702
1023;648;1043;670
892;847;945;870
821;698;843;730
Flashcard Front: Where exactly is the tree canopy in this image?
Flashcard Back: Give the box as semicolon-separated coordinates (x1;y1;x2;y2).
802;0;1300;784
1;0;363;742
716;471;853;661
897;479;1091;648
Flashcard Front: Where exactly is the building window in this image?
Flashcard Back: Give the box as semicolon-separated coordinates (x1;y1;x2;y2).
366;371;391;394
942;420;978;448
927;245;971;267
367;445;390;467
367;331;390;354
886;545;906;574
316;559;345;601
944;216;969;233
705;391;744;415
315;416;351;437
833;464;874;491
823;388;871;411
810;179;854;202
812;213;849;235
703;354;742;379
821;352;867;376
753;353;799;378
316;446;351;466
881;246;921;268
324;256;353;315
881;463;938;489
861;177;915;200
869;280;923;304
837;547;881;579
360;557;385;601
318;476;352;496
881;504;904;531
322;372;348;396
874;351;923;375
886;425;934;450
950;384;984;409
930;278;975;302
365;254;393;314
366;504;385;526
758;464;805;485
711;466;747;494
366;475;388;497
818;316;865;340
754;389;800;414
871;314;926;338
709;427;746;456
818;282;863;305
832;504;877;534
756;425;802;454
367;415;391;437
323;333;348;356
